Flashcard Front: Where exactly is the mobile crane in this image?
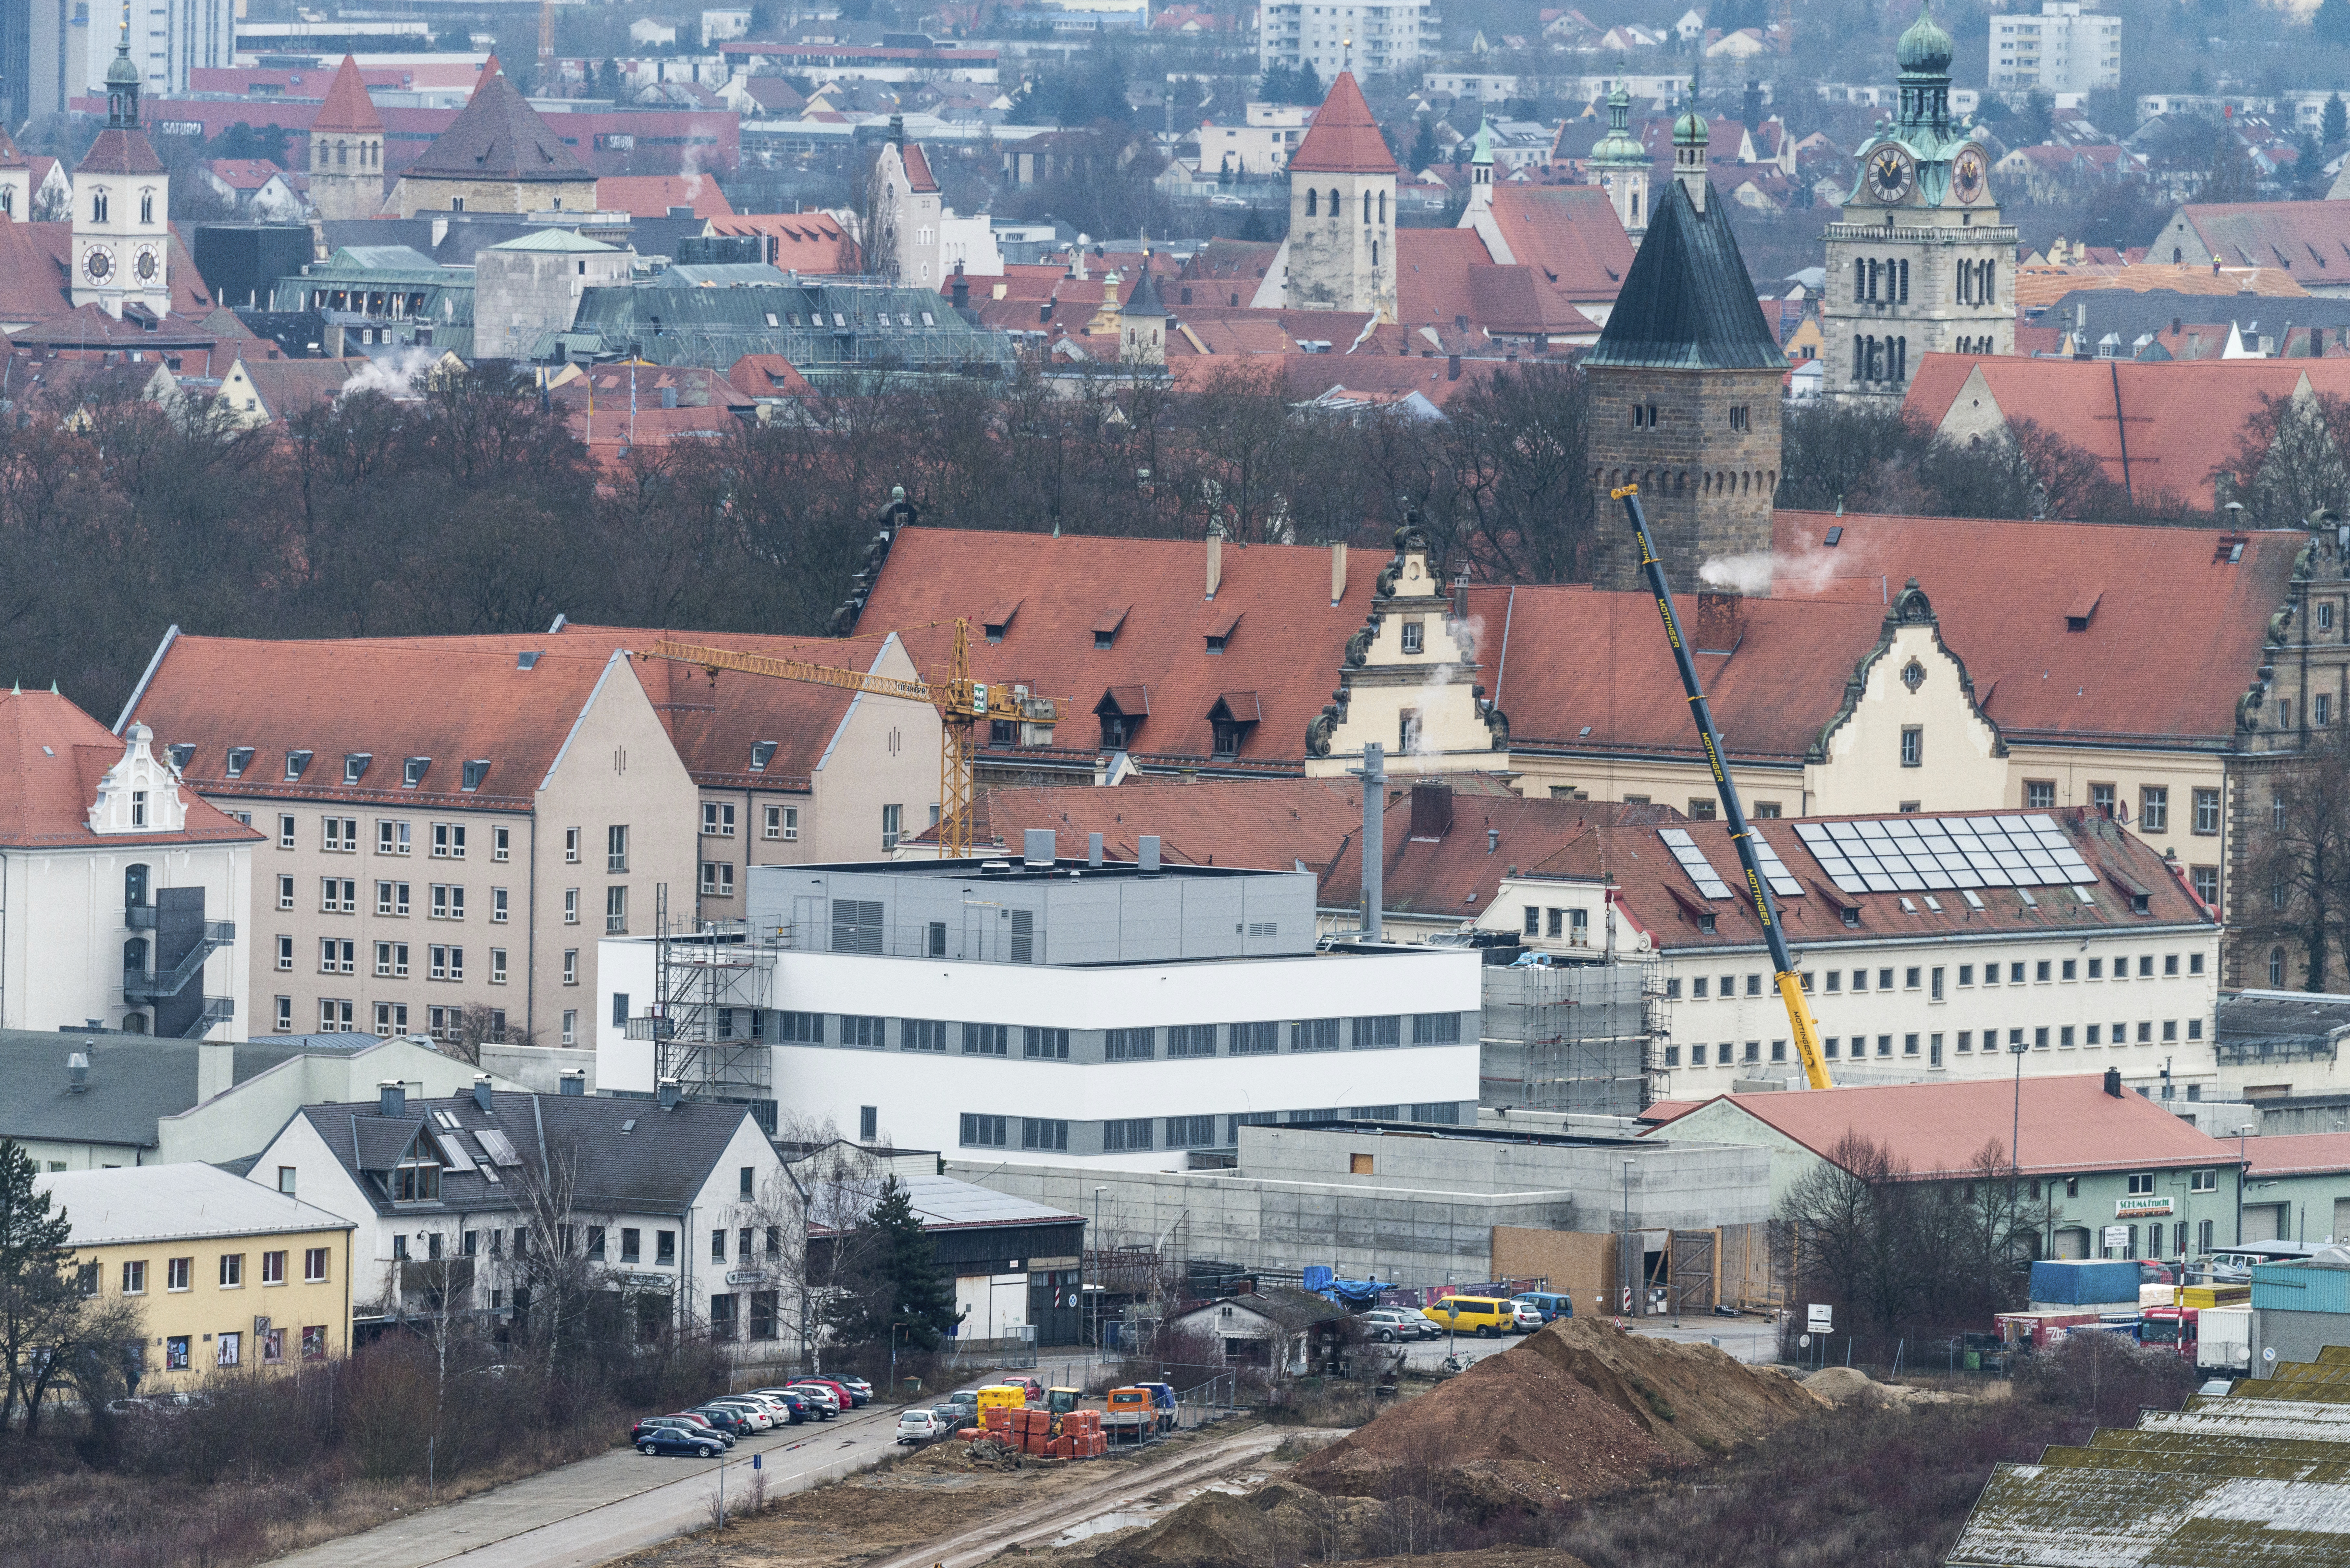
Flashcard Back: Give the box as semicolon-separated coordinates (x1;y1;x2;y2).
1612;484;1832;1090
636;619;1065;859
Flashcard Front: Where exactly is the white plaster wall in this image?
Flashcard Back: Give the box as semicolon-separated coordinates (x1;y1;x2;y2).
1810;623;2007;816
3;840;251;1037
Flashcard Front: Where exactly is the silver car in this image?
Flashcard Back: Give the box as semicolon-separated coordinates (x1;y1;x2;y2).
1361;1308;1436;1342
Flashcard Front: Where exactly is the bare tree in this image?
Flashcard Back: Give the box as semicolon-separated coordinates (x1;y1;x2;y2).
2240;722;2350;990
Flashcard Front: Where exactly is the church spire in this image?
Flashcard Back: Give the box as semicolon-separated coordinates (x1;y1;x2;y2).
105;1;139;129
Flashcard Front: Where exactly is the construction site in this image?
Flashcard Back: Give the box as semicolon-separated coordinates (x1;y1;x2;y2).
1477;961;1664;1117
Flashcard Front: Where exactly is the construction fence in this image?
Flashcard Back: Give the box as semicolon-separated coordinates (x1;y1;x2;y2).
1492;1221;1791;1317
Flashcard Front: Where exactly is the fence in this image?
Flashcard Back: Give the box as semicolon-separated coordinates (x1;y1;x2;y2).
1781;1324;2014;1379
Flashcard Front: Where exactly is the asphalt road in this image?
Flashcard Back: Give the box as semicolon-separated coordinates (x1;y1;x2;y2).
268;1400;906;1568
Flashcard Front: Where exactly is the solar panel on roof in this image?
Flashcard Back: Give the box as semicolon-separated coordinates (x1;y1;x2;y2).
474;1128;525;1167
1749;828;1804;898
1658;827;1734;899
1794;815;2099;897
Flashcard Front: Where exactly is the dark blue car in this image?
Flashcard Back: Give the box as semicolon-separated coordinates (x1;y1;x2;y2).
636;1424;724;1458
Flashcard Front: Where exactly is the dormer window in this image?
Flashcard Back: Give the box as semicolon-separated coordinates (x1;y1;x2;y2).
403;757;431;788
284;750;312;781
1092;605;1130;650
1207;693;1260;760
344;753;372;784
461;759;490;791
226;747;253;778
166;743;193;771
1841;907;1861;928
983;598;1021;643
391;1151;440;1203
1205;608;1242;655
1095;687;1148;751
749;741;778;772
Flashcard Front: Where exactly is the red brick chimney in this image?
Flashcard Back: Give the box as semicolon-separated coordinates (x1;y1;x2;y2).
1694;592;1741;653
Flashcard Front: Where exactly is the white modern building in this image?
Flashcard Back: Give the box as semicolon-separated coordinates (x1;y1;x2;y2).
598;841;1483;1169
83;0;232;98
1259;0;1441;80
1990;2;2121;96
0;691;257;1040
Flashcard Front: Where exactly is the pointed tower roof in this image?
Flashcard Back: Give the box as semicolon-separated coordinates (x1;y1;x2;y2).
0;121;27;169
1289;72;1398;175
1125;253;1166;318
403;60;592;182
314;54;384;135
1583;178;1782;371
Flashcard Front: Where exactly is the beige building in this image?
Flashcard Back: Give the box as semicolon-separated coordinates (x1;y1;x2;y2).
1277;72;1398;322
307;54;388;222
388;62;599;220
44;1163;354;1388
116;624;944;1042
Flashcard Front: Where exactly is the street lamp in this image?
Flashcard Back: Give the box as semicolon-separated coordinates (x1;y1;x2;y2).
1091;1186;1107;1349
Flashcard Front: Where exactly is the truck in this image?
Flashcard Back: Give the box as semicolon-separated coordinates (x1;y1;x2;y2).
1995;1310;2109;1350
2141;1303;2253;1374
2026;1259;2144;1314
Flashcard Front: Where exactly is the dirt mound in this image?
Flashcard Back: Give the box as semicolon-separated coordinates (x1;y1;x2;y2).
1802;1366;1893;1405
1286;1345;1666;1516
1089;1478;1388;1568
1338;1551;1594;1568
1519;1318;1826;1458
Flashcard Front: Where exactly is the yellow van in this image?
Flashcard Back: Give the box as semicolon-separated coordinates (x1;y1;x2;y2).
1420;1295;1516;1338
974;1384;1027;1413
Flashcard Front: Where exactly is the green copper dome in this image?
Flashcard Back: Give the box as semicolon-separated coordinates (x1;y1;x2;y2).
1674;106;1707;144
1898;2;1953;75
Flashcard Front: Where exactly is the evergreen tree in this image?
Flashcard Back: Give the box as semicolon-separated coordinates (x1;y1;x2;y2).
0;1139;74;1434
822;1176;962;1351
1293;59;1322;104
2298;128;2326;199
1408;116;1439;172
2328;92;2347;150
2319;0;2350;47
1258;64;1295;102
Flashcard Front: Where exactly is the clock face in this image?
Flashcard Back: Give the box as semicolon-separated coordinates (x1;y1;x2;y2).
1867;145;1914;204
81;245;114;284
133;245;160;283
1952;146;1987;205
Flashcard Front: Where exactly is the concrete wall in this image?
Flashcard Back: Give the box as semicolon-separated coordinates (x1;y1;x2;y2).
3;838;251;1039
392;174;600;220
476;1040;596;1095
473;242;632;360
1480;962;1649;1113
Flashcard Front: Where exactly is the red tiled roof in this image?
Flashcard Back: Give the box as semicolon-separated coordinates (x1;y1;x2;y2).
725;353;813;398
1636;1098;1702;1125
0;689;261;849
936;776;1383;866
78;126;166;177
1318;790;1684;917
596;174;734;219
1289;73;1397;175
1477;186;1632;305
1653;1073;2242;1180
402;61;592;182
2243;1132;2350;1178
1395;228;1599;335
2166;200;2350;292
707;213;858;274
1164;350;1508;407
900;141;939;192
857;529;1397;770
0;214;69;325
313;54;384;134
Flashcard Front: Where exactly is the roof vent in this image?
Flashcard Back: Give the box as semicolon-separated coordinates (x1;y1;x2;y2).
1023;827;1056;867
67;1051;88;1093
1088;831;1104;867
1139;834;1162;873
657;1077;682;1111
517;650;541;670
2104;1066;2122;1098
378;1080;406;1118
559;1068;586;1096
979;860;1013;875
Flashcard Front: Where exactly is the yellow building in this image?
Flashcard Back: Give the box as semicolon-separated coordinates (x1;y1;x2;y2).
41;1164;354;1389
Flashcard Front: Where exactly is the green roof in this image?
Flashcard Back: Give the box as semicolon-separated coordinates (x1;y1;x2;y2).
490;228;621;254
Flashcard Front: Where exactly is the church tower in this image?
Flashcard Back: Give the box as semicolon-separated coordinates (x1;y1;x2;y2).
309;55;387;222
1466;117;1495;218
72;13;170;317
1589;80;1649;245
1584;104;1788;596
1282;71;1397;321
1823;2;2017;399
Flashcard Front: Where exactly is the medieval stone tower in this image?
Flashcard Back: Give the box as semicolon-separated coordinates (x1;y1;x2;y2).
308;55;387;222
1584;107;1788;595
1282;71;1397;322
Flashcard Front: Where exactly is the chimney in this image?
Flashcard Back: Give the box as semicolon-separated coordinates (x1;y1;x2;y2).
1331;542;1348;604
657;1077;683;1110
67;1051;89;1094
196;1041;234;1104
1408;779;1454;840
1360;742;1386;941
1087;831;1104;868
1139;835;1162;873
559;1068;586;1096
1488;827;1501;854
378;1080;407;1118
1023;827;1057;866
472;1072;494;1113
2103;1066;2122;1098
1695;590;1742;646
1447;354;1462;381
1205;534;1222;600
951;263;968;311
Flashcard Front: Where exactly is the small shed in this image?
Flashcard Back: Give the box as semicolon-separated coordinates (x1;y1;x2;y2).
1168;1286;1349;1374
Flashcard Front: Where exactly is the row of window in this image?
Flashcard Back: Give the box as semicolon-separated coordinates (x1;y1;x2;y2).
294;816;490;857
1668;951;2205;1002
225;750;490;790
384;1221;684;1265
959;1102;1465;1151
277;877;627;932
1665;1018;2204;1067
287;997;581;1045
101;1250;331;1295
160;1325;328;1372
702;802;798;839
772;1013;1463;1057
285;938;592;988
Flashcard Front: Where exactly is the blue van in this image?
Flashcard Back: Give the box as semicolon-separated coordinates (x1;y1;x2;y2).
1513;1291;1574;1325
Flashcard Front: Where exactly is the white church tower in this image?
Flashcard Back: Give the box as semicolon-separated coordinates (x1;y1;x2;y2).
73;10;171;318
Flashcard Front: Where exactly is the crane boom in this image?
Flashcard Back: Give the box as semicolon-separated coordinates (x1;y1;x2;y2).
1611;484;1831;1091
643;639;940;708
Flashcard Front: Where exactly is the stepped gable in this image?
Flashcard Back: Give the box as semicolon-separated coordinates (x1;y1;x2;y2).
313;54;384;134
1288;72;1397;175
403;59;592;182
1583;178;1782;371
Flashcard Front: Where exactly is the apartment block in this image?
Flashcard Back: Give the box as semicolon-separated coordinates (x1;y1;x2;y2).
1990;2;2121;96
1258;0;1441;80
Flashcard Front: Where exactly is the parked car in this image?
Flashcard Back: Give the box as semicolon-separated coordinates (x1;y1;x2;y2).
834;1376;874;1407
897;1409;947;1444
630;1416;706;1444
1421;1295;1517;1338
786;1382;843;1416
1508;1300;1547;1331
1361;1309;1437;1342
691;1406;756;1436
931;1403;970;1430
657;1411;734;1445
1001;1376;1046;1404
796;1376;856;1411
751;1386;824;1422
702;1399;772;1431
638;1425;725;1458
736;1391;802;1425
1512;1292;1575;1324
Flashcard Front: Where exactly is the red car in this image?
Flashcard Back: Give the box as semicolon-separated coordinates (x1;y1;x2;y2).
794;1377;855;1412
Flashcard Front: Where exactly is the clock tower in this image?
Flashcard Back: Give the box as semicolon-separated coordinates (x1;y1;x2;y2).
73;14;170;318
1822;2;2014;400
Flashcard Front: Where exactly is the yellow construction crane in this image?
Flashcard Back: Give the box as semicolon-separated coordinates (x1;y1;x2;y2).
637;620;1064;858
1612;484;1832;1090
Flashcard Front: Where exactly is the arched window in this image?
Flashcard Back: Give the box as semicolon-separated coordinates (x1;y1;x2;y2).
1899;259;1909;303
1378;191;1386;222
122;1012;147;1035
92;190;108;223
2271;946;2286;986
1854;258;1866;300
1362;190;1372;223
2173;246;2183;264
1329;188;1340;217
1984;261;1995;304
123;937;147;977
1306;188;1317;216
125;864;149;909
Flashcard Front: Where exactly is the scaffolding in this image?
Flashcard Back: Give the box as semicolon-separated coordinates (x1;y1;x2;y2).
1478;957;1662;1115
631;885;776;1125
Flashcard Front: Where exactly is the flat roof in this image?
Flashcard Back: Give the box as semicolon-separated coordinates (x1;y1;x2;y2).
39;1164;354;1247
787;855;1300;883
1268;1118;1653;1150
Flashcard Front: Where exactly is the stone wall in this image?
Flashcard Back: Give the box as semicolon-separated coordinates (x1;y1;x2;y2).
1586;364;1784;594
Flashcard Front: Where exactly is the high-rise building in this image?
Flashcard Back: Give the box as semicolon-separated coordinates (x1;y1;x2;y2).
1990;1;2121;96
81;0;233;100
1582;107;1788;596
1822;2;2017;400
1257;0;1441;81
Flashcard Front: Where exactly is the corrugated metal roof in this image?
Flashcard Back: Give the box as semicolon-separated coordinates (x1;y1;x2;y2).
805;1170;1080;1234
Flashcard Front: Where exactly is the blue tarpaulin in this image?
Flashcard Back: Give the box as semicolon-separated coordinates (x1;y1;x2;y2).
1302;1266;1334;1291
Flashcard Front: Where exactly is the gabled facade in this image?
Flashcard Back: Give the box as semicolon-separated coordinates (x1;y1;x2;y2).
388;60;600;220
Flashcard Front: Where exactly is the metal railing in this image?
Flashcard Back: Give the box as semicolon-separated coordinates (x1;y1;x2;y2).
124;921;237;1001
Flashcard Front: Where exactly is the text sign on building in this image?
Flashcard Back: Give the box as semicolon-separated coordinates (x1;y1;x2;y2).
2103;1225;2131;1252
725;1268;769;1287
2116;1196;2175;1219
